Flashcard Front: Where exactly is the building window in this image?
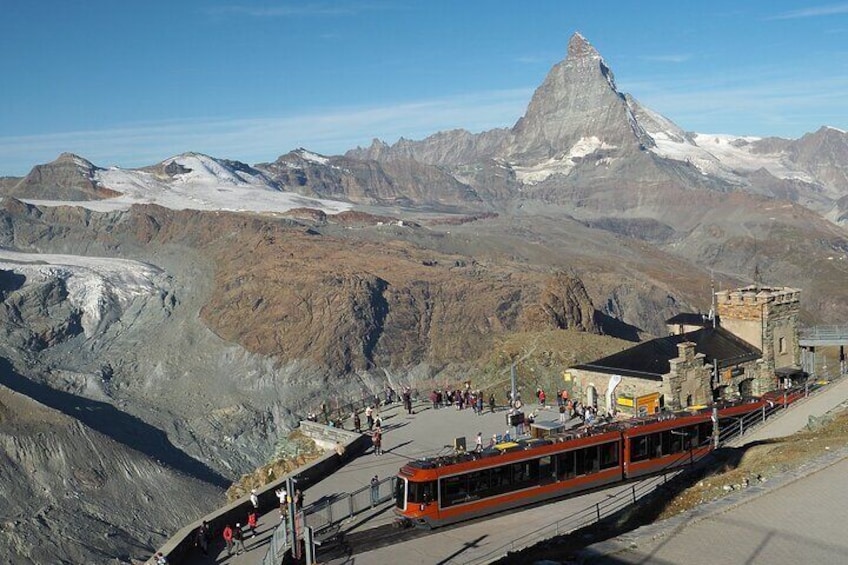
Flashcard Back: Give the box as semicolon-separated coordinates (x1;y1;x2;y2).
778;337;786;354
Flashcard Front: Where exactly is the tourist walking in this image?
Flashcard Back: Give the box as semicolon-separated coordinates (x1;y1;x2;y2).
222;524;234;556
249;488;259;511
365;405;374;430
275;486;288;519
233;523;246;555
372;427;383;456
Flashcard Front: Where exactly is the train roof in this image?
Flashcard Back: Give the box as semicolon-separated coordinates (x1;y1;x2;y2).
400;398;766;472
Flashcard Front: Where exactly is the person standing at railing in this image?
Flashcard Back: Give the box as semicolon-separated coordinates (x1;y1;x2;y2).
370;475;380;507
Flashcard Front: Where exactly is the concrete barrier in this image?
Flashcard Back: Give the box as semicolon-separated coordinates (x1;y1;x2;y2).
154;422;369;564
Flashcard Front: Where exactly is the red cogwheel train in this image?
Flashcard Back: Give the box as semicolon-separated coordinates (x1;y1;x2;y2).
393;387;805;528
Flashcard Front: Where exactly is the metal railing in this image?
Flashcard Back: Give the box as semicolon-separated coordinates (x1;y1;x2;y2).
261;476;397;564
304;476;397;532
799;325;848;344
261;518;289;565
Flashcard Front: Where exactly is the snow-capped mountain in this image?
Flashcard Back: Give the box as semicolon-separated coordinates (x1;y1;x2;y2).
4;33;847;225
6;152;352;215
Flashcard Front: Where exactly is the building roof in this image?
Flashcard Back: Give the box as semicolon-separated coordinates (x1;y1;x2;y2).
665;312;710;326
573;326;761;379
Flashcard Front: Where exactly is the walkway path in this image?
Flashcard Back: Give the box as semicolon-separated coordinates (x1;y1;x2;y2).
580;446;848;564
580;376;848;565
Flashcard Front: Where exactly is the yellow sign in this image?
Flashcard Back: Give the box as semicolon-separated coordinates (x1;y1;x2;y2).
562;371;573;382
617;396;634;407
636;392;660;414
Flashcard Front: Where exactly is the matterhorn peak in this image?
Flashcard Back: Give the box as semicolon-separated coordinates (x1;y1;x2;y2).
508;32;648;163
567;32;599;59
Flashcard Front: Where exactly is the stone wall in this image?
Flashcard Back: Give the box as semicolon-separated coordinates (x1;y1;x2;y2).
665;342;712;409
568;368;666;414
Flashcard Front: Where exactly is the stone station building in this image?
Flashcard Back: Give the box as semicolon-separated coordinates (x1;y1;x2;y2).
568;286;802;414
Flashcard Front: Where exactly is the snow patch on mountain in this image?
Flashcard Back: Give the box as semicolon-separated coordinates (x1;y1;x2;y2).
514;136;616;184
648;131;815;183
161;154;268;187
295;149;330;165
18;153;353;215
0;249;170;337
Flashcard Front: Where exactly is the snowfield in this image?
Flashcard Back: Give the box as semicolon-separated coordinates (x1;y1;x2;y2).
20;153;353;215
514;136;617;184
0;249;171;337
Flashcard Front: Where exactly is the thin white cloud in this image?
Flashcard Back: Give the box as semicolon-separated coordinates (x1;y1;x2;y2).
621;67;848;134
640;54;692;63
207;2;393;18
514;55;549;64
768;3;848;20
0;89;532;175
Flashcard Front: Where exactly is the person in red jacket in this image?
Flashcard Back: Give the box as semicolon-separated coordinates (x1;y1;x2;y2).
222;524;234;556
247;511;258;538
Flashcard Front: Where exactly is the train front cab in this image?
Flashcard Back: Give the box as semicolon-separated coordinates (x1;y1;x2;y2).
394;466;439;528
623;415;713;479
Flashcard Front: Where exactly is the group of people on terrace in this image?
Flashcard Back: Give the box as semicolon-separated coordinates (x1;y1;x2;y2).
428;382;497;415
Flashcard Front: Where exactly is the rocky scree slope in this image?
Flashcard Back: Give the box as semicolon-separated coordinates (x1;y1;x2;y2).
0;383;221;565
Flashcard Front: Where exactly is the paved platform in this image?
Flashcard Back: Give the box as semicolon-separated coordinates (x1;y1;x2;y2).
580;446;848;564
186;398;577;564
579;376;848;565
185;375;848;565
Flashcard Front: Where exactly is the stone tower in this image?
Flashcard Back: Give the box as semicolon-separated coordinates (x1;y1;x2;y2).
715;286;801;392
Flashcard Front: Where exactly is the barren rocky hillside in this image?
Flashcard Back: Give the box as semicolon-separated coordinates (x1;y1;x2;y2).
0;379;222;565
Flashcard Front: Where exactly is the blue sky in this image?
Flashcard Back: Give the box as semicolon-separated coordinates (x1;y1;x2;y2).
1;1;847;175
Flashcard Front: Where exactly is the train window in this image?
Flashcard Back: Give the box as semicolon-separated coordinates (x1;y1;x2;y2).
440;475;468;508
600;442;619;469
408;480;437;504
512;460;536;488
557;451;576;479
466;470;491;498
489;465;512;496
539;455;554;482
631;436;649;462
699;422;713;446
661;431;682;455
575;448;586;475
583;446;600;474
